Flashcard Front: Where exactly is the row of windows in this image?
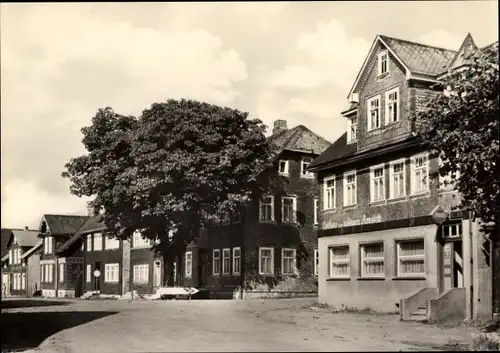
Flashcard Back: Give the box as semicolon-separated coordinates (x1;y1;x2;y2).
84;263;148;283
259;196;319;225
11;273;26;290
278;157;314;179
328;238;425;278
323;153;456;210
41;264;54;283
85;233;120;251
8;249;23;265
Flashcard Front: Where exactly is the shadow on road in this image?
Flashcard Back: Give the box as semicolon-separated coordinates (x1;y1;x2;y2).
1;310;118;352
1;299;72;309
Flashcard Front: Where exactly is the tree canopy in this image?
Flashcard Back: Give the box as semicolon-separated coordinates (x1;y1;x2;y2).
416;42;499;224
63;99;276;264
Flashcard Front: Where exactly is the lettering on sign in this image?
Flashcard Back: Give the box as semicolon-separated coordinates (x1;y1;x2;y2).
327;214;383;229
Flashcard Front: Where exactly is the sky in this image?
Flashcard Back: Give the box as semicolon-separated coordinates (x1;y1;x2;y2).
1;1;498;229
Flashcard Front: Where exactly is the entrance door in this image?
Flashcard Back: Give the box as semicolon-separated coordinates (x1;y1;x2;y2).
443;240;464;290
198;250;208;288
153;261;162;290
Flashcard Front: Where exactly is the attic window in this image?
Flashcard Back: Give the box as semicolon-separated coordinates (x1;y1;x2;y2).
347;117;357;143
378;50;389;76
278;160;289;176
301;157;314;179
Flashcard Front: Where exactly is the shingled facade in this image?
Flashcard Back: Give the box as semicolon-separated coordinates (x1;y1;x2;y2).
180;120;331;298
308;34;496;321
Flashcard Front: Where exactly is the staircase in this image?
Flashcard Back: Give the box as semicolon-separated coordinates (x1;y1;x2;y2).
409;305;427;321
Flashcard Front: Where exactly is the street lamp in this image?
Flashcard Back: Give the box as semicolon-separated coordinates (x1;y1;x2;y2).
482;221;499;323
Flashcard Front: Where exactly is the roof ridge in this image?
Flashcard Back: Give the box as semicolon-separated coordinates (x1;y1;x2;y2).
295;124;332;145
379;34;457;53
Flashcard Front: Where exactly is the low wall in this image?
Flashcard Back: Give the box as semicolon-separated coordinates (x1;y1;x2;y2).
400;287;438;320
428;288;466;322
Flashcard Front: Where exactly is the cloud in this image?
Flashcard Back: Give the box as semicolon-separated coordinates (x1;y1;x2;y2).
255;19;371;141
1;4;247;226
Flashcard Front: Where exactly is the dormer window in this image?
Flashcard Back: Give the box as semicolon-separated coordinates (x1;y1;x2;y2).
44;236;53;255
301;157;314;179
367;95;381;131
278;160;289;176
347;117;357;143
385;88;399;124
378;50;389;76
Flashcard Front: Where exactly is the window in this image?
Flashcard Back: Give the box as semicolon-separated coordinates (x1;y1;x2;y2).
442;222;463;240
47;264;53;283
411;154;429;195
390;160;406;199
233;247;241;275
259;195;275;222
259;247;274;275
132;231;151;248
185;251;192;278
324;176;336;210
371;165;385;202
343;172;357;207
301;157;314;178
378;50;389;76
86;235;92;252
347;117;357;142
105;263;119;283
222;248;231;275
9;250;12;264
367;96;381;131
385;88;399;124
212;249;221;275
81;241;84;251
313;198;319;225
13;274;18;290
86;264;91;283
278;160;289;176
93;233;103;251
105;235;120;250
44;236;53;254
329;246;350;278
397;239;425;277
133;264;149;283
59;263;65;282
21;273;26;290
314;249;319;277
360;243;385;277
281;248;297;275
281;196;297;223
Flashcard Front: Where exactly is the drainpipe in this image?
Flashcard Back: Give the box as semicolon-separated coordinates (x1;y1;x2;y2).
469;209;474;320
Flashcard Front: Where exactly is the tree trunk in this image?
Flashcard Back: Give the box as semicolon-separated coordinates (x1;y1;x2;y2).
492;226;500;323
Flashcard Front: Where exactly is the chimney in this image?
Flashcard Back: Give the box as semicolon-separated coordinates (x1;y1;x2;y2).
273;119;287;135
87;202;94;217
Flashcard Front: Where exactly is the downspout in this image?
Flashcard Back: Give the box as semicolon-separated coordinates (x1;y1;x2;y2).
469;209;474;320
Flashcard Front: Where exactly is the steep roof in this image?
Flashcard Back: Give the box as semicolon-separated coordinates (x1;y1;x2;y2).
10;229;40;247
308;133;357;169
267;125;331;156
21;240;43;259
56;215;106;253
42;215;89;236
445;33;478;72
1;229;12;258
379;35;457;75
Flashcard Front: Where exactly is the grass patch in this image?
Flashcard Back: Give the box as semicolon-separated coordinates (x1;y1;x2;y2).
471;333;500;351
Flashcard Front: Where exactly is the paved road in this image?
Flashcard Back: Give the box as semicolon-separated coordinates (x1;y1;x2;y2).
2;298;478;352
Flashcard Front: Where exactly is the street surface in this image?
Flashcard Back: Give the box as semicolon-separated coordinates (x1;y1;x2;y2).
2;298;480;352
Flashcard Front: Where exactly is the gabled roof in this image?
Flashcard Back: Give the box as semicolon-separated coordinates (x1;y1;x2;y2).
445;33;477;72
41;214;89;236
9;229;40;247
308;133;357;170
21;240;43;259
267;125;331;156
56;215;106;253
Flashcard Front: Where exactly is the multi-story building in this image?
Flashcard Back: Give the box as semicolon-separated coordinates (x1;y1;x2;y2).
1;228;41;297
308;34;495;321
180;120;331;299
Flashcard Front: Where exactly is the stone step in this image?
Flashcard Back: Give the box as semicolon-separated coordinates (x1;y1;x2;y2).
409;312;427;321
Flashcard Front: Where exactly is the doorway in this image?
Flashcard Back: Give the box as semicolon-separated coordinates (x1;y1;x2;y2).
443;240;464;291
198;249;208;288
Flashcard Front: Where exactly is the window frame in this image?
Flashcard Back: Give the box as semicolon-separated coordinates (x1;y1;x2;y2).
132;231;151;249
396;239;425;277
378;50;389;76
278;160;289;176
347;116;358;143
45;236;53;255
281;196;297;223
329;245;350;278
360;242;385;278
133;264;149;283
232;247;241;275
367;95;381;131
185;251;193;278
370;164;386;203
259;195;275;222
410;153;430;195
104;235;120;250
323;175;336;210
212;249;221;276
385;87;400;124
86;264;91;283
389;158;406;199
104;263;119;283
222;248;231;275
59;263;65;283
258;247;274;275
343;171;357;207
281;248;297;276
21;272;26;290
301;157;315;179
86;234;92;252
93;233;103;251
313;198;319;226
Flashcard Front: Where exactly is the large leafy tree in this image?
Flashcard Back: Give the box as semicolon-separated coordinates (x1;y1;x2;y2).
63;99;276;284
415;42;499;225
